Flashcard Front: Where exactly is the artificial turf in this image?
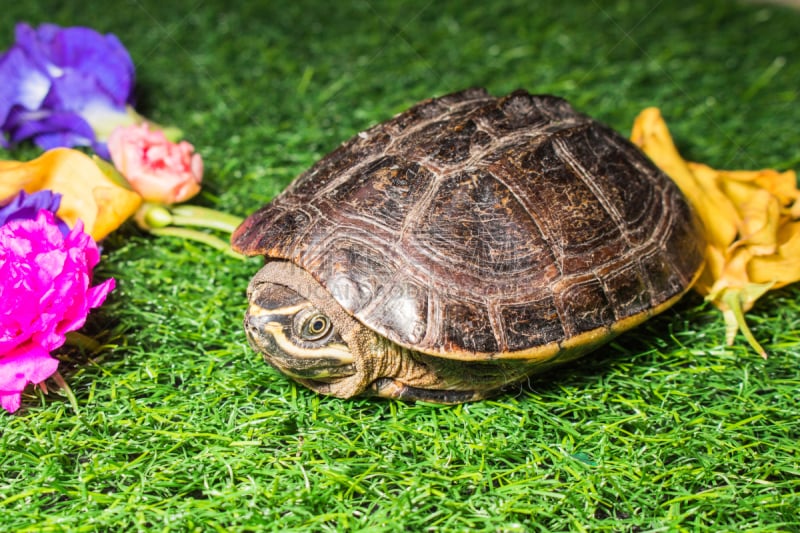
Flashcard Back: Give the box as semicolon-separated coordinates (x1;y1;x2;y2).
1;0;799;531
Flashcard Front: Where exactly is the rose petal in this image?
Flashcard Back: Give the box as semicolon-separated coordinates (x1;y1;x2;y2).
721;168;800;209
108;123;203;204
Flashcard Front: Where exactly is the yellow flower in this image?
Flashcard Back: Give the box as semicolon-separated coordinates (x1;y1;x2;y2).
0;148;142;241
631;108;799;357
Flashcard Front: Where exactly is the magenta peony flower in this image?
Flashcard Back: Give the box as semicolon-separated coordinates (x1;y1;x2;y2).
0;23;136;159
0;208;115;413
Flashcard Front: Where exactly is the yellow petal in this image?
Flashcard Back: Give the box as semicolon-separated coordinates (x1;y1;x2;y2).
631;107;800;358
748;220;800;288
722;168;799;209
720;179;780;256
91;185;145;240
0;159;49;197
791;193;800;220
707;247;754;303
692;242;727;297
0;148;142;240
631;109;739;250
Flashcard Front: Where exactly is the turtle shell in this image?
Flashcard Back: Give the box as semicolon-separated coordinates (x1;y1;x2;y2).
233;88;704;361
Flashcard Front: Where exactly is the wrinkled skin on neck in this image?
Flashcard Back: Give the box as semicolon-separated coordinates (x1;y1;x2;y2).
243;261;528;403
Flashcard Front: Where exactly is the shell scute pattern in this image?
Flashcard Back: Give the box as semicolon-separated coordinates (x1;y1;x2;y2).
233;88;704;359
326;155;431;231
499;298;564;351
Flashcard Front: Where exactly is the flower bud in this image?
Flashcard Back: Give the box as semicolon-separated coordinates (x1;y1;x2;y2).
108;123;203;205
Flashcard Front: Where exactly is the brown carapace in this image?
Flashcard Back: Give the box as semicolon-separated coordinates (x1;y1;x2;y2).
232;88;704;404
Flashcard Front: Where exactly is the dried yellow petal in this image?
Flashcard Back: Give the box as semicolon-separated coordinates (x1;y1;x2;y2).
631;108;799;357
748;220;800;288
631;108;739;250
722;168;799;211
0;148;142;240
721;179;779;256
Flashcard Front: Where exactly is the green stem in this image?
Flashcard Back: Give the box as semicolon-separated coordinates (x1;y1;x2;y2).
722;290;767;359
65;331;102;354
126;105;184;141
170;204;243;234
149;227;245;260
50;371;80;415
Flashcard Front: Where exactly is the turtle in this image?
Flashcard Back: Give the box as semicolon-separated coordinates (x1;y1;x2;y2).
231;88;704;404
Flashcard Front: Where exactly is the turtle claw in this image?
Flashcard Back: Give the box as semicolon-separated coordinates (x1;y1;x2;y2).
370;378;482;404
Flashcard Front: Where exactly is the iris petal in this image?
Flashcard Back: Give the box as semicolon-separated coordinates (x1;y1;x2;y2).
1;23;136;153
47;27;134;107
0;190;69;236
7;109;95;149
0;47;51;125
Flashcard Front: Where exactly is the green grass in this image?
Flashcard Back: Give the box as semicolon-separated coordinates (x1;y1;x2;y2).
2;0;799;531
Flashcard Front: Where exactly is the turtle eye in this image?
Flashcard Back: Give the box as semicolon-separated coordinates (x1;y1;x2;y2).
297;311;332;341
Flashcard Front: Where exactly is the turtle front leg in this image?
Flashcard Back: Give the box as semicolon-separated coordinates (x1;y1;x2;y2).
369;377;486;404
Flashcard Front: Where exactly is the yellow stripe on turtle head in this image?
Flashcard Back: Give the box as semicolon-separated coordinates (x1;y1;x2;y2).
262;322;354;363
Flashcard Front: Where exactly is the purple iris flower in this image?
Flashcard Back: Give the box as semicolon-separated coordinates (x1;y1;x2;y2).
0;190;70;236
0;23;136;159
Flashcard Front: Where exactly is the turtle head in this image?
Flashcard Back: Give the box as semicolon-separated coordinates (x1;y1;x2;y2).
243;261;517;404
245;282;356;382
244;261;380;398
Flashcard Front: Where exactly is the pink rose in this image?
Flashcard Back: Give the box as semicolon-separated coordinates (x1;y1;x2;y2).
107;123;203;204
0;210;114;413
